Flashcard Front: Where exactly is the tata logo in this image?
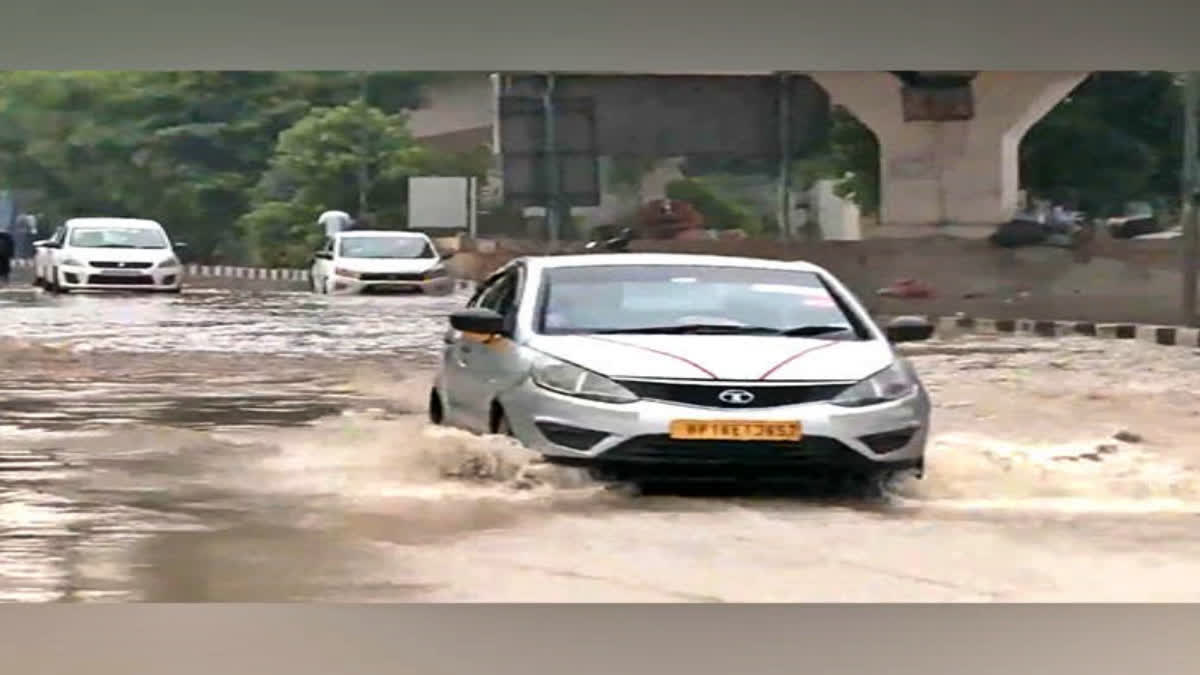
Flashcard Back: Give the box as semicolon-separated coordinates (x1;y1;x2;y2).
717;389;755;405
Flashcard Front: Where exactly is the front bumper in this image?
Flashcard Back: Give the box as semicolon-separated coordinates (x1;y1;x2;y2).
500;378;929;477
57;265;182;291
330;274;455;295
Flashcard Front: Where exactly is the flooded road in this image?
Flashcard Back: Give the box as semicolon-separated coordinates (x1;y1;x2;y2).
3;283;1200;602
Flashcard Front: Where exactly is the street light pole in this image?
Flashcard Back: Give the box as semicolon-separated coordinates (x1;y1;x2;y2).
777;72;792;240
542;72;561;245
357;71;371;224
1181;72;1199;326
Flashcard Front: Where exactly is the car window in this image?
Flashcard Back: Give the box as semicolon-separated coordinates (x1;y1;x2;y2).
466;274;501;309
68;226;168;249
51;227;65;245
536;264;868;339
337;236;434;259
477;271;518;316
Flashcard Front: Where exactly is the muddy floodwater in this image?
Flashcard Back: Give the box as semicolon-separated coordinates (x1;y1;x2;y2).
3;283;1200;602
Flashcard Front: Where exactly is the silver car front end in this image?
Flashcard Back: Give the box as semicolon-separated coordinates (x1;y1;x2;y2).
496;347;930;480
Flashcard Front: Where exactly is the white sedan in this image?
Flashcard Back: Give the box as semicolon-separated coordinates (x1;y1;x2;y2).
33;218;186;294
309;230;456;295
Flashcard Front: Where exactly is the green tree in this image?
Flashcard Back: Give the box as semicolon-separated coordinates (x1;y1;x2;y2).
240;100;487;265
1020;71;1181;216
0;70;436;260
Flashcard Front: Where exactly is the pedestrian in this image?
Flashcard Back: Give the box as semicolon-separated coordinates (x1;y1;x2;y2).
0;229;13;284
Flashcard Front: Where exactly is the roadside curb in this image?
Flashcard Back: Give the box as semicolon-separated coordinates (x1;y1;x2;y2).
10;258;478;292
881;313;1200;349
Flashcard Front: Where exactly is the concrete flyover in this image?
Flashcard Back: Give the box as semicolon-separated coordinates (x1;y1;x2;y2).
406;71;1090;232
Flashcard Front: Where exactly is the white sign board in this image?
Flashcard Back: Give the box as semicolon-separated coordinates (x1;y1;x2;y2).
409;176;472;231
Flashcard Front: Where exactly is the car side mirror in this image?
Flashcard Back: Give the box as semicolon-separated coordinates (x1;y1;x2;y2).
449;308;505;336
884;316;935;343
314;251;333;260
439;250;456;261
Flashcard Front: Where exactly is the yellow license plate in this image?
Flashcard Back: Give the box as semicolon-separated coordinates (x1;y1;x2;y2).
668;420;802;442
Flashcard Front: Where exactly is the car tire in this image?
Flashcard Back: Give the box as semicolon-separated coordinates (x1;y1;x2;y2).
49;268;67;294
495;413;513;437
310;274;321;294
428;389;445;425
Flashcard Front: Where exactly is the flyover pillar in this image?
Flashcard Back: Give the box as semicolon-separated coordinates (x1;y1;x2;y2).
809;71;1088;229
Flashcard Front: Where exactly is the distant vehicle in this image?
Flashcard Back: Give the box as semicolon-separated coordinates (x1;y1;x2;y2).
309;230;455;295
429;252;935;489
33;218;186;294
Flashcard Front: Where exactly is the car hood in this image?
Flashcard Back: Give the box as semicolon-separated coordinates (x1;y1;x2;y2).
525;334;895;382
67;248;175;264
335;257;439;273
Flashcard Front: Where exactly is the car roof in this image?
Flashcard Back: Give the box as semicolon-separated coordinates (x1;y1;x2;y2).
66;217;164;229
336;229;429;238
521;252;830;275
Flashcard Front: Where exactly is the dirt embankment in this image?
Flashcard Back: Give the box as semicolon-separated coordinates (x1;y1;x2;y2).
445;235;1193;326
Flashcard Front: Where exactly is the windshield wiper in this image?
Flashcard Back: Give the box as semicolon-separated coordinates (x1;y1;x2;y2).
592;323;782;335
590;323;854;337
777;325;854;337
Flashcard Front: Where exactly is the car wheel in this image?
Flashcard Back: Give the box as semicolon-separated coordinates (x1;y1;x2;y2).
310;274;321;294
491;405;515;438
428;389;445;425
495;414;513;437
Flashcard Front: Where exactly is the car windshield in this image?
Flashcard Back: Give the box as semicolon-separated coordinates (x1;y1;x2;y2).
536;264;867;339
338;236;434;259
69;226;168;249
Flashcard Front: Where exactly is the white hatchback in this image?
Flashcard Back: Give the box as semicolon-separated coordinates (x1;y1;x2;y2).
309;230;455;295
34;218;186;294
430;253;936;487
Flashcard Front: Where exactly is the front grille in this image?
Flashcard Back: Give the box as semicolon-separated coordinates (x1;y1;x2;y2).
360;272;423;282
615;379;851;408
590;434;876;470
87;274;153;285
362;285;422;294
534;421;609;450
91;261;153;269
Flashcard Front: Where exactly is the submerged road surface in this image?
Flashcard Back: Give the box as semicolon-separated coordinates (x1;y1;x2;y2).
2;283;1200;602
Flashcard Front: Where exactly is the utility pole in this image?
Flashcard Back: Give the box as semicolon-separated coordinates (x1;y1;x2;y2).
777;72;792;240
1182;72;1199;326
542;73;561;245
357;71;371;224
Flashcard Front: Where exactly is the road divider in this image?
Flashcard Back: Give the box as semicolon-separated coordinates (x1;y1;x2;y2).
882;313;1200;349
8;258;478;293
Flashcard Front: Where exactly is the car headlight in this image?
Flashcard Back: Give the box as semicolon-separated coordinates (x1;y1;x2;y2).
61;257;84;267
158;256;180;268
831;360;919;407
530;356;639;404
334;267;361;279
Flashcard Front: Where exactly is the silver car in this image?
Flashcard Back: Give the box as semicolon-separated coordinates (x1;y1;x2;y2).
429;253;935;485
